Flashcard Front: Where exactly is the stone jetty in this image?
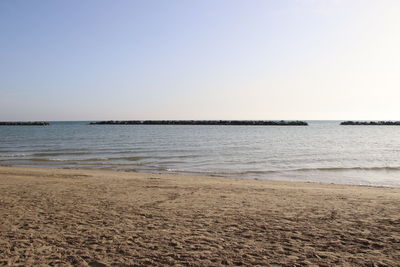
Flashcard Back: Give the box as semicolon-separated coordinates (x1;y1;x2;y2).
0;121;50;126
341;121;400;126
90;120;308;126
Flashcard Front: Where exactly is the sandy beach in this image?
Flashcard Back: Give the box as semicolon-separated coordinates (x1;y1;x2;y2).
1;166;400;266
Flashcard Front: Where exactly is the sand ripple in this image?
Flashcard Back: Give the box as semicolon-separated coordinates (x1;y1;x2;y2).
1;167;400;266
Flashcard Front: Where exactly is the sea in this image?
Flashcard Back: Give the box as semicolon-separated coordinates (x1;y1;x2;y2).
1;120;400;187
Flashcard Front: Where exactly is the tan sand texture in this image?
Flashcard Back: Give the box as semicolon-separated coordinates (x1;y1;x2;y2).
1;166;400;266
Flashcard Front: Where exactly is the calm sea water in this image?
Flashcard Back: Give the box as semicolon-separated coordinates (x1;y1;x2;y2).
1;121;400;186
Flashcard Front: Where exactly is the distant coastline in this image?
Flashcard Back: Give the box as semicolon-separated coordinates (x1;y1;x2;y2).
341;121;400;126
0;121;49;126
3;120;400;127
89;120;309;126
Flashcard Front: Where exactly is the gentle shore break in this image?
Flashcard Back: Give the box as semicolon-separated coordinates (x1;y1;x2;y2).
89;120;309;126
1;166;399;266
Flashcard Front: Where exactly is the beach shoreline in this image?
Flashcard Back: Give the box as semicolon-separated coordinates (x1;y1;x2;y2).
1;166;399;266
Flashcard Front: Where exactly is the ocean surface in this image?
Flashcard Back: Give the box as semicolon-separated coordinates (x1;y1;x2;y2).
1;120;400;186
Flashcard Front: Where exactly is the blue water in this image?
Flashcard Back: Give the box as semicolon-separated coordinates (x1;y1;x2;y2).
1;121;400;186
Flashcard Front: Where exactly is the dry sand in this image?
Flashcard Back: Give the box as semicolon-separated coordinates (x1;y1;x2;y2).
0;166;400;266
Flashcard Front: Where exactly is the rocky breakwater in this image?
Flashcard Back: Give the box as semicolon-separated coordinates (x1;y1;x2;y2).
341;121;400;126
90;120;308;126
0;121;50;126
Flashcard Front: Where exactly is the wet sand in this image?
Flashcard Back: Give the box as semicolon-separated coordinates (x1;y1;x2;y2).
1;166;400;266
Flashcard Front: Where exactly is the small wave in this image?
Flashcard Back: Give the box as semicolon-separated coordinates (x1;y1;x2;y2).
165;169;276;176
0;151;92;158
9;156;145;163
0;153;30;158
78;156;144;162
29;158;59;162
74;156;145;161
31;152;92;157
96;150;145;154
164;166;400;177
75;162;146;166
151;155;202;160
115;156;143;161
1;157;100;162
7;161;144;167
292;166;400;172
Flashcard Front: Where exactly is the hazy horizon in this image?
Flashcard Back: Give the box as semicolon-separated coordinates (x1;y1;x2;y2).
0;119;397;122
1;0;400;121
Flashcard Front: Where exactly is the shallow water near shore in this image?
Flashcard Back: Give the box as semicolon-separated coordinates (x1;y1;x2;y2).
1;120;400;186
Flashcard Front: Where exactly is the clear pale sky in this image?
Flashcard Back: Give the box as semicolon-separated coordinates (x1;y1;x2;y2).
1;0;399;121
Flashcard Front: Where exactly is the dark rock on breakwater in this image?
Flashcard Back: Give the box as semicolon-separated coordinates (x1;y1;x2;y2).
0;121;50;126
90;120;308;126
341;121;400;126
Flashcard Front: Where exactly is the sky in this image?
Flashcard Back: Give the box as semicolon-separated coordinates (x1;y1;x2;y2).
1;0;400;121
